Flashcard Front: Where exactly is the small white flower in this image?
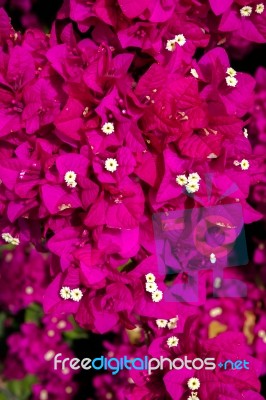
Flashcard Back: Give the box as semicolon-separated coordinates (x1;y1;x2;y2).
64;171;77;187
101;122;115;135
214;277;222;288
240;159;250;170
105;158;119;172
70;288;83;302
60;286;71;300
145;282;158;293
255;3;264;13
207;153;218;159
187;172;201;183
57;320;67;329
12;237;20;245
225;75;238;87
188;393;200;400
166;336;179;348
25;286;34;295
187;378;200;391
185;182;200;193
152;290;163;302
67;180;77;188
58;203;72;211
190;68;199;78
2;232;12;243
209;307;223;317
83;106;89;117
156;319;168;328
2;232;20;245
167;316;179;329
175;34;186;46
243;128;249;138
233;160;240;166
226;67;237;77
240;5;253;16
176;174;188;186
44;350;55;361
40;390;48;400
166;39;176;51
145;273;156;283
210;253;216;264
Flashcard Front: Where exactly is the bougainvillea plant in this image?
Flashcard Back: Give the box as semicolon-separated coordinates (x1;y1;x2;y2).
0;0;266;399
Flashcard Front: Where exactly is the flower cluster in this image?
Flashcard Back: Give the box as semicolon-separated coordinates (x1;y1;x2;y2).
0;3;263;336
0;0;265;399
3;316;77;400
145;272;163;302
0;245;50;313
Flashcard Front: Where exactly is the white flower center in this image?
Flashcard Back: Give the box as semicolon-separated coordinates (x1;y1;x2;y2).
152;290;163;302
175;34;186;46
44;350;55;361
1;232;20;246
176;174;188;186
70;288;83;302
166;39;176;51
168;316;179;329
207;153;218;158
57;320;67;329
226;67;237;77
240;159;249;170
145;282;158;293
226;76;238;87
188;393;200;400
188;172;201;183
105;158;119;172
64;171;77;187
58;203;72;211
185;182;200;193
25;286;34;295
83;106;89;117
166;336;179;347
40;390;48;400
190;68;199;78
209;307;223;317
240;5;253;16
166;34;186;51
187;378;201;390
255;3;264;13
59;286;71;300
145;273;156;282
210;253;216;264
101;122;115;135
156;319;168;328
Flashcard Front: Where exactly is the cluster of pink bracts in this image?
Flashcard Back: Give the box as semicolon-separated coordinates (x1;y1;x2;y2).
0;1;266;399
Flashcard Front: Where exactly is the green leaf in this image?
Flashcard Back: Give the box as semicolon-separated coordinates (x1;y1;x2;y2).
0;389;17;400
24;303;43;324
63;316;89;343
6;375;37;400
0;312;7;337
63;329;89;341
117;259;133;272
0;244;15;251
